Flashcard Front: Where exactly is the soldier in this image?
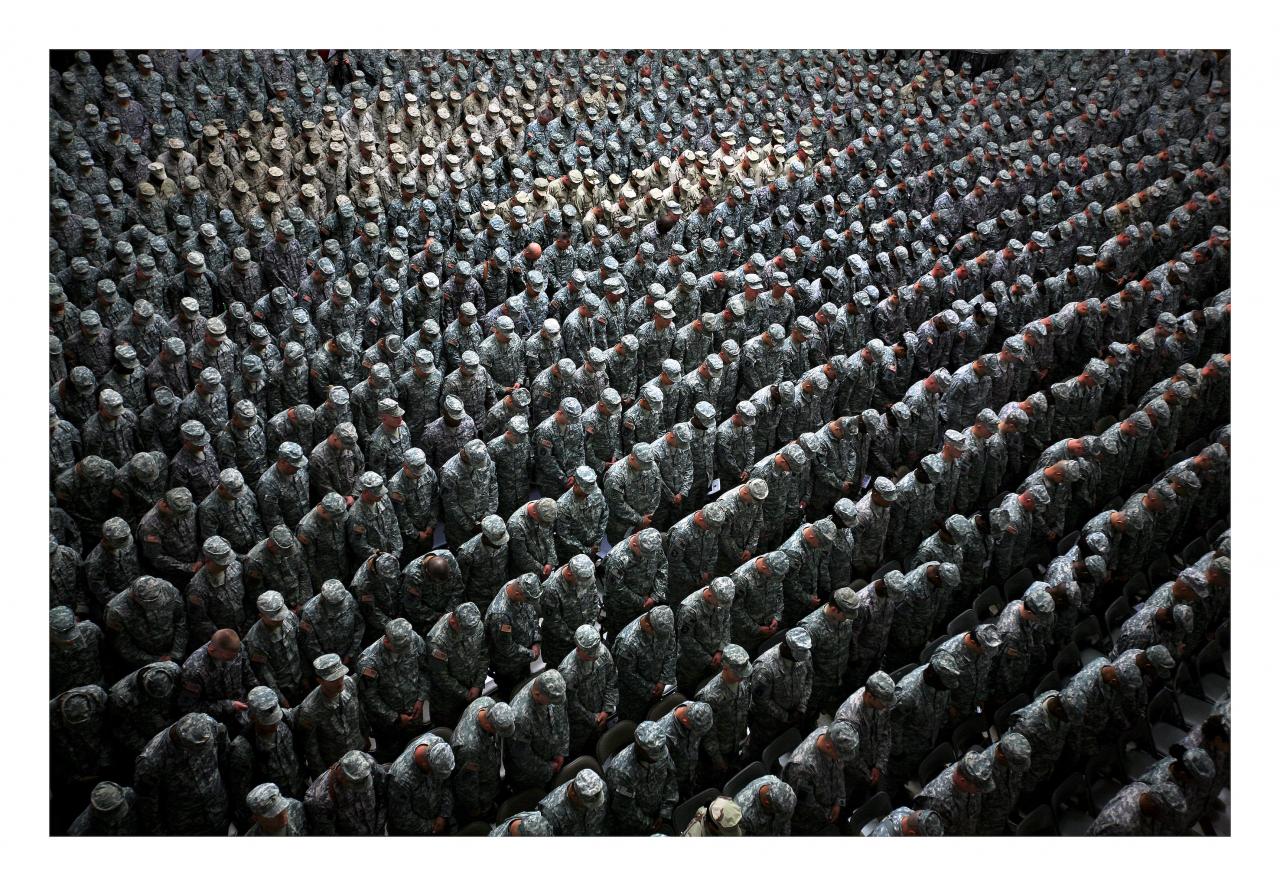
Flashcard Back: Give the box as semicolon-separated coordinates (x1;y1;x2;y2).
602;442;661;541
450;697;516;822
106;661;181;763
651;422;695;527
666;501;726;598
255;442;310;532
657;700;714;794
605;719;680;836
871;806;945;837
537;769;609;837
244;525;312;612
68;782;139;837
83;518;139;618
734;774;796;837
1087;781;1188;836
782;721;860;835
242;782;307;836
506;669;571;791
424;602;487;729
748;628;815;756
225;687;305;829
134;712;231;835
889;650;961;780
507;497;558;579
387;732;456;835
1007;690;1072;795
447;515;506;605
889;561;960;664
976;731;1034;836
295;653;368;777
677;576;735;693
553;464;609;563
800;586;860;715
366;398;413;479
50;607;105;698
296;494;350;593
397;548;459;636
308;422;365;501
613;605;678;722
716;401;758;489
696;643;753;778
294;582;360;680
991;586;1057;702
915;749;995;837
242;591;305;708
388;447;438;560
729;551;788;652
485;573;543;694
304;749;388;836
940;624;1003;720
346;470;403;562
440;439;498;548
104;576;187;669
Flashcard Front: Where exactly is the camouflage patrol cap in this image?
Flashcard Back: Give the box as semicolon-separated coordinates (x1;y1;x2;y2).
864;670;896;704
153;483;194;518
174;712;216;749
669;422;694;447
648;604;675;633
90;781;129;816
247;686;284;726
681;700;714;735
762;550;790;576
827;720;860;759
1024;586;1055;617
925;649;962;688
568;554;595;581
385;617;416;650
246;782;289;818
744;477;769;501
268;525;296;550
995;731;1032;771
635;721;666;755
50;605;77;639
1139;644;1174;678
973;623;1002;652
339;750;372;783
708;575;735;605
314;653;348;682
959;749;995;791
640;384;663;405
700;501;726;526
98;515;131;544
535;669;567;705
784;627;812;660
635;527;663;555
780;443;807;469
217;467;245;492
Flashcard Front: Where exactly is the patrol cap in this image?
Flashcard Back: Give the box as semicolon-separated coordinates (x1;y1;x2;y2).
560;396;583;419
763;550;790;576
386;617;416;650
218;468;245;492
1145;644;1175;678
268;525;296;550
784;627;812;660
635;721;666;754
90;782;129;816
997;731;1032;771
681;700;714;734
314;653;348;682
827;720;860;759
700;501;726;526
339;750;372;783
710;575;736;605
746;477;769;501
1024;586;1055;617
929;650;962;687
975;623;1002;652
574;624;602;656
958;749;995;791
164;487;194;513
246;783;289;818
320;579;348;605
647;604;675;633
443;395;466;419
50;606;77;639
247;686;284;726
781;443;807;469
721;644;751;678
572;465;598;489
173;712;215;748
535;669;567;705
99;388;124;417
865;670;896;704
636;527;663;554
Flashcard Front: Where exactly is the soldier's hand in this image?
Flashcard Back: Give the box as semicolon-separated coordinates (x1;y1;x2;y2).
828;804;840;822
595;712;608;727
740;550;751;562
232;701;249;712
418;529;433;540
673;493;685;506
542;564;553;578
643;596;655;609
639;514;653;528
809;595;820;607
530;643;540;660
711;650;723;667
159;654;172;661
399;712;416;726
739;471;748;481
551;755;565;773
467;687;481;700
345;495;356;506
433;816;447;834
870;767;881;785
191;562;202;572
651;683;665;698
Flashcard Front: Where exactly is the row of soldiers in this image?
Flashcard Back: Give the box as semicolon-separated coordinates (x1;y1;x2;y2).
49;47;1229;835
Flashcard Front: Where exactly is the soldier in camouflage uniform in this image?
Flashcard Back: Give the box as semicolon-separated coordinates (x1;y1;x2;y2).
440;439;498;548
676;576;735;693
1007;690;1072;795
67;781;139;836
507;497;559;579
388;447;438;561
450;697;516;822
557;631;621;755
242;782;307;836
198;467;264;558
600;527;667;638
888;651;961;779
506;669;571;791
297;580;364;683
696;643;753;779
613;605;678;722
104;575;187;669
387;732;456;834
242;590;304;707
799;586;860;715
976;731;1034;836
295;654;368;777
538;768;608;837
225;687;305;829
916;748;995;837
134;712;230;835
656;700;714;795
605;720;681;836
734;775;796;837
602;442;661;541
1087;781;1187;836
244;525;312;612
488;414;532;518
50;607;105;699
665;501;725;598
346;470;403;562
295;491;349;587
425;602;487;728
400;549;462;636
137;486;201;584
304;749;388;836
485;573;543;694
716;479;769;574
553;465;609;563
254;443;309;532
457;515;510;608
782;720;860;835
748;628;815;755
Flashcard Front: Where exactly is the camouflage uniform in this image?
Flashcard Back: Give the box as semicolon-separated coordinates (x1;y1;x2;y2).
506;672;571;791
104;578;188;668
303;751;389;835
387;733;456;834
450;697;515;821
424;604;488;728
782;723;857;835
400;550;463;636
296;671;367;777
748;633;815;748
134;714;231;835
605;722;681;835
612;608;678;722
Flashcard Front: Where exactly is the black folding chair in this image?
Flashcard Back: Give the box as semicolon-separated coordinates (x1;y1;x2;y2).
947;609;979;637
1015;804;1058;835
870;560;901;581
1050;773;1094;836
991;692;1029;738
672;788;721;833
1002;567;1034;600
723;761;766;798
916;743;955;790
495;788;547;824
647;691;687;722
761;728;803;775
595;720;637;767
951;715;990;756
973;586;1005;621
552;755;603;789
846;791;893;836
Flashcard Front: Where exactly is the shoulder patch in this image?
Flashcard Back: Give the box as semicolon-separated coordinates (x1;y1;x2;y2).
361;666;378;679
432;649;448;661
499;623;513;634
